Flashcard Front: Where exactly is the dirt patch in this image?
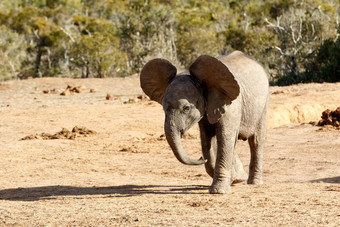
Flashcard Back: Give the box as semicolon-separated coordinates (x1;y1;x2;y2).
267;103;330;129
1;78;340;226
268;83;340;128
0;84;10;91
20;126;96;140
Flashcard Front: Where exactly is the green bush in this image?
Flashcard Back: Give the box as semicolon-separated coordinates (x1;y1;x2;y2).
304;33;340;83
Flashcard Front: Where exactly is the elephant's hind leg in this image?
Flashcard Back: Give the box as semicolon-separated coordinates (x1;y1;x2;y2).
247;127;266;185
231;151;248;184
248;100;268;185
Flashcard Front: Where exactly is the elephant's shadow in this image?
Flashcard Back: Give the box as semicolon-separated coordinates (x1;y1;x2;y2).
310;176;340;184
0;184;209;201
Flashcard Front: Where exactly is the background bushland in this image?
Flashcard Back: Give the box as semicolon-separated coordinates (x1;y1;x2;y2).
0;0;339;85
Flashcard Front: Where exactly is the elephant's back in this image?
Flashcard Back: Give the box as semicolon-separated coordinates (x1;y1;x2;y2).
219;51;269;97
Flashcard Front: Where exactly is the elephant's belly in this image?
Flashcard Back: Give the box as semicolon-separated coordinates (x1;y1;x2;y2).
238;125;256;141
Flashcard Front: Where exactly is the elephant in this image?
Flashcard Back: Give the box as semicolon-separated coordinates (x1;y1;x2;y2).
140;51;269;194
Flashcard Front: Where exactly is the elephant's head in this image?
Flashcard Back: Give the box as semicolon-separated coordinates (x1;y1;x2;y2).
140;56;240;165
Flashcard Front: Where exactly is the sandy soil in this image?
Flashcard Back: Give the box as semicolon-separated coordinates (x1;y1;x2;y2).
0;77;339;226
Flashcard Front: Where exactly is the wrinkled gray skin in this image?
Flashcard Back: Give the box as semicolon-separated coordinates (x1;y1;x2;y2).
140;51;269;194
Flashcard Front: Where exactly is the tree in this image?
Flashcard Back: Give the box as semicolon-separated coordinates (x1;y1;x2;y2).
69;15;128;77
174;1;226;67
303;28;340;83
265;0;338;84
0;26;27;80
0;0;339;83
116;0;178;73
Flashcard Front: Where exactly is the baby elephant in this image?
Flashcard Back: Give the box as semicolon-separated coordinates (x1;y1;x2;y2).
140;51;269;194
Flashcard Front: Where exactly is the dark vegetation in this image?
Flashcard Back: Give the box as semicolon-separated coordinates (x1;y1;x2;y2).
0;0;339;85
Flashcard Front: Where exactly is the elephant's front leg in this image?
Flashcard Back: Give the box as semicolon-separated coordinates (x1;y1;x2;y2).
202;136;217;178
209;123;237;194
199;118;217;178
202;133;247;184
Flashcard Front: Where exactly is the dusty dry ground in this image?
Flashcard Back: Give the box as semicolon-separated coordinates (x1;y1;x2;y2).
0;77;339;226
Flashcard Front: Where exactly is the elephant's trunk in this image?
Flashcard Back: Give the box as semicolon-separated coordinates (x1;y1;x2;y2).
165;121;205;165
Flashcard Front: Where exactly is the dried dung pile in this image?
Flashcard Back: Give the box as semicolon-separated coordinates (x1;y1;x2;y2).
317;107;340;128
123;95;149;104
43;88;62;94
106;93;121;100
20;126;96;140
60;85;86;96
43;85;88;95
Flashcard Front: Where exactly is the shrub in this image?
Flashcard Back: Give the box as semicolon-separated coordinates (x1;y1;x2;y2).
304;31;340;83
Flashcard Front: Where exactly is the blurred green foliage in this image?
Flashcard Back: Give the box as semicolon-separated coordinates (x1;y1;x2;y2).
0;0;339;84
302;28;340;83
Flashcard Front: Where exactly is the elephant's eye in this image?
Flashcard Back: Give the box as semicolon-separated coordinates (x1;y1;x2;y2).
183;105;190;113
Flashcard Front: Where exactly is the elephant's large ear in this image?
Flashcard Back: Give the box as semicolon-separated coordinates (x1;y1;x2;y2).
140;59;177;104
189;55;240;124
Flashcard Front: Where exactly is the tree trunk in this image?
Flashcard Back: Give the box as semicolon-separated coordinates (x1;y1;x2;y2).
35;44;42;78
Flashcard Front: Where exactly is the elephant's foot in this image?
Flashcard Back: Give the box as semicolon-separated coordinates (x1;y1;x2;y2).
209;180;231;194
232;151;248;184
247;174;263;185
231;164;248;185
232;169;248;184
